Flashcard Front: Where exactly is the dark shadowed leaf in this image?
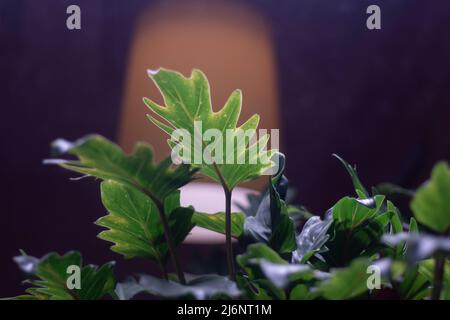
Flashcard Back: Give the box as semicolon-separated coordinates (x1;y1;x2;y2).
237;244;287;280
259;260;329;288
242;154;296;254
373;183;415;198
292;210;333;263
333;154;369;199
382;232;450;263
116;274;240;300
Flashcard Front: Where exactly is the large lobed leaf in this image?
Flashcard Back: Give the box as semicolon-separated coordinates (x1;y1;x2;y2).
47;135;197;262
47;134;197;202
144;68;275;190
98;181;194;263
411;162;450;233
11;252;115;300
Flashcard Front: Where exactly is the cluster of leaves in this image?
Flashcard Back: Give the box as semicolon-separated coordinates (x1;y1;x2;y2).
7;68;450;300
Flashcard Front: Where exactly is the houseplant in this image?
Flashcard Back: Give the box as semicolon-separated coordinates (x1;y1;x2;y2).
8;68;450;300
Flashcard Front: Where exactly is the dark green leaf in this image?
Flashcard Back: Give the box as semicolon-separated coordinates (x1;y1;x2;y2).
242;154;296;254
333;154;369;199
323;196;393;267
11;252;115;300
290;284;319;300
237;244;287;281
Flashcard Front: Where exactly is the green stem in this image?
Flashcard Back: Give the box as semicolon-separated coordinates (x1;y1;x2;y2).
224;188;236;281
209;160;236;281
158;257;169;280
129;180;186;284
431;254;445;300
155;201;186;284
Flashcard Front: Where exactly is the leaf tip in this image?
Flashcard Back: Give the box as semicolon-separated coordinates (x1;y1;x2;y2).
147;68;161;77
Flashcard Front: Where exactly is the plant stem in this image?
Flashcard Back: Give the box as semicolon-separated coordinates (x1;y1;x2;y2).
431;254;445;300
155;201;186;284
224;187;236;281
158;259;169;280
131;181;186;284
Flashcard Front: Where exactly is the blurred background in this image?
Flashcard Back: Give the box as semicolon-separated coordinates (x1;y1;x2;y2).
1;0;450;296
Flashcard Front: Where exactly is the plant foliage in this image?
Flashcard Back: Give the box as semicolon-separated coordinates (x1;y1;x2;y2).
7;68;450;300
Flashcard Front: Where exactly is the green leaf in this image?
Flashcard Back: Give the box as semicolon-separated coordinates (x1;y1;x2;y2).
409;217;419;233
47;135;197;202
237;244;287;280
332;195;386;227
323;196;393;267
333;154;369;199
11;252;115;300
389;204;405;259
192;211;245;238
290;284;319;300
98;180;194;262
236;244;290;299
116;274;240;300
144;68;275;190
318;258;371;300
411;162;450;233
